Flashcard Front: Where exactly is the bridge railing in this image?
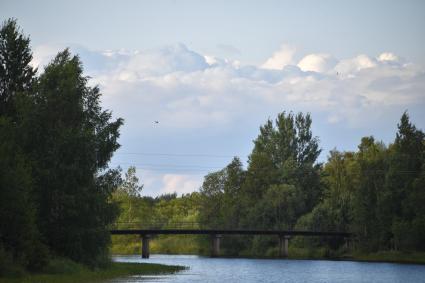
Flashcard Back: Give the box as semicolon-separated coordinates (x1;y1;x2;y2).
112;221;202;230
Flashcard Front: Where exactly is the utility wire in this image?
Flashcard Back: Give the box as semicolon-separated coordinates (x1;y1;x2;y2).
110;163;423;175
110;163;223;170
115;152;245;158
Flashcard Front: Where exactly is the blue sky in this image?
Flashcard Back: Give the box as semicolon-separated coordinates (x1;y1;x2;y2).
2;0;425;195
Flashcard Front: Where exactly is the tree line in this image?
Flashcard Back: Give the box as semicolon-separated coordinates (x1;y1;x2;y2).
198;111;425;255
111;171;201;254
0;19;123;274
110;110;424;257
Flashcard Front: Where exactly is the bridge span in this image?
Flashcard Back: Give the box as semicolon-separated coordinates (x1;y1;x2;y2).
110;224;352;258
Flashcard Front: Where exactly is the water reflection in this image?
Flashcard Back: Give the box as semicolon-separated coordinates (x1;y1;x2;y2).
111;254;425;283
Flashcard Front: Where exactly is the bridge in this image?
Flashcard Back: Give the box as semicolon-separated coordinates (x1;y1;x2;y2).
110;222;353;258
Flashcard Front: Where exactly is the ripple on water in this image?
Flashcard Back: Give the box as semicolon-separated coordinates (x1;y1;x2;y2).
111;254;425;283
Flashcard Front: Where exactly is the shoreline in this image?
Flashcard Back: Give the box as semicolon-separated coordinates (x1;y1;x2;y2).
112;251;425;265
0;261;185;283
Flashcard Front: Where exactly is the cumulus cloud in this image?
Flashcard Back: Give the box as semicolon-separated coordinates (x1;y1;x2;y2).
75;43;425;139
378;52;399;62
261;44;296;70
334;54;377;75
297;53;337;73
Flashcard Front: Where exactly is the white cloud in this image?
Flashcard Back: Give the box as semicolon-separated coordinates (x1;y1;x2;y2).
297;53;337;73
204;55;218;66
334;54;376;75
378;52;399;62
89;43;424;132
31;44;61;70
261;44;296;70
121;44;209;77
161;174;202;195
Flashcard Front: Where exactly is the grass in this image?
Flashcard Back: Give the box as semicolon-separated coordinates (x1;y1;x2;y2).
349;251;425;265
283;247;425;265
0;258;185;283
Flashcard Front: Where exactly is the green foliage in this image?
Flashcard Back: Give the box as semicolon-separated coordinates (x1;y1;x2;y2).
0;18;36;118
197;111;425;256
111;170;202;254
350;250;425;264
198;112;322;255
25;49;123;266
0;260;184;283
0;19;122;273
242;112;322;228
0;19;48;274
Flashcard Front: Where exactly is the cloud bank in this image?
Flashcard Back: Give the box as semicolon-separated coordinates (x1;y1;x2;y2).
32;44;425;196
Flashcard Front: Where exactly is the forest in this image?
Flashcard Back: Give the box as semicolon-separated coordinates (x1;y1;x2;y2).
1;18;425;276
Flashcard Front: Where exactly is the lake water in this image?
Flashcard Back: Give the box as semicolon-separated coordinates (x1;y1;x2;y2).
111;254;425;283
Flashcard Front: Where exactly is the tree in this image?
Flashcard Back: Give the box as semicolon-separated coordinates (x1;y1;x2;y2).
242;112;322;230
352;137;387;251
27;50;123;266
0;19;36;117
120;166;143;197
0;119;48;272
199;168;226;228
387;112;425;250
0;19;46;273
114;166;144;222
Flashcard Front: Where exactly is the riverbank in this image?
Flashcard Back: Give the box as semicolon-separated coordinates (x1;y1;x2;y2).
0;259;185;283
112;248;425;265
347;251;425;265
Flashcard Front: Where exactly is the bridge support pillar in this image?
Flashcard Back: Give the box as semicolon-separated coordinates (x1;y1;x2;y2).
279;235;290;258
141;235;150;258
344;237;351;250
211;234;222;257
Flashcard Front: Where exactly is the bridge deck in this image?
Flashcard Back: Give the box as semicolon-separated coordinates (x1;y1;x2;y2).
110;229;351;237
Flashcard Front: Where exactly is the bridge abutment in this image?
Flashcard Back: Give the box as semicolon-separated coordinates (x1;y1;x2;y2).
141;235;150;258
211;234;222;257
279;235;290;258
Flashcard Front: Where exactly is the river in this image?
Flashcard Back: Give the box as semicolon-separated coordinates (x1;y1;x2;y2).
111;254;425;283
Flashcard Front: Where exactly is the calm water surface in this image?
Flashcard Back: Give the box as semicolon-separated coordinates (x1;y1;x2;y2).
111;254;425;283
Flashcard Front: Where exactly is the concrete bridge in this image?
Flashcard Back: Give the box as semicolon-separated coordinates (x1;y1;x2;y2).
110;222;352;258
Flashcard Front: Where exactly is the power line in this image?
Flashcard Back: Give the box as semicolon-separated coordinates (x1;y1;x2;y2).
115;152;244;158
110;163;423;175
113;168;213;173
110;162;223;169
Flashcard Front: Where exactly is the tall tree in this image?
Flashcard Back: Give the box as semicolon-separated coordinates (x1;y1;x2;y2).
296;150;357;235
388;112;425;250
242;112;322;229
28;50;123;266
0;19;36;117
352;137;387;251
0;19;46;273
115;166;144;222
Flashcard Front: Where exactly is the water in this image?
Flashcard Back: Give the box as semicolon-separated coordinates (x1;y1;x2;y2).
111;254;425;283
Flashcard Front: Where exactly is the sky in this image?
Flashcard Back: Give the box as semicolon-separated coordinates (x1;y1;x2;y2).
2;0;425;196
